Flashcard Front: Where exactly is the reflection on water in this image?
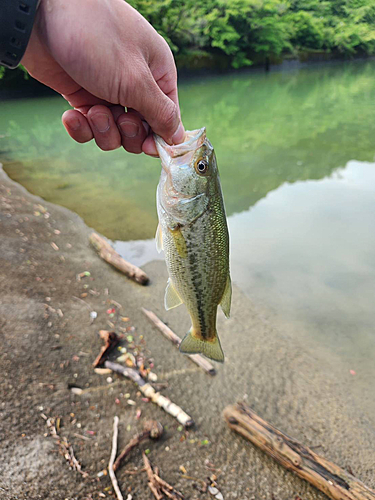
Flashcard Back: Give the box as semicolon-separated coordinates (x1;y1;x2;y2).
2;61;375;239
1;61;375;415
115;159;375;413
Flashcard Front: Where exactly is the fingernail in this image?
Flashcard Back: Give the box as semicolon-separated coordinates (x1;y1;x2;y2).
171;122;185;144
67;117;81;131
91;113;110;133
119;120;139;138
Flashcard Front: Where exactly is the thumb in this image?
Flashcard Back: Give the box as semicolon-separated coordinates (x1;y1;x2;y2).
123;69;185;145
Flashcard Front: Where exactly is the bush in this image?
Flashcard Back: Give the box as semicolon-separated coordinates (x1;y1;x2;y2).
2;0;375;76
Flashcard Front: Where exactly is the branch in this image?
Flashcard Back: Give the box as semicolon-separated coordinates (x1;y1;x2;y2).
113;420;164;472
224;402;375;500
105;361;194;428
89;232;149;285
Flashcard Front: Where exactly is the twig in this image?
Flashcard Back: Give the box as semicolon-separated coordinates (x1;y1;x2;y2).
44;415;89;478
73;433;91;441
69;445;85;475
224;402;375;500
90;232;149;285
105;361;194;428
72;295;93;311
143;452;163;500
109;416;123;500
142;308;216;375
149;482;163;500
143;451;156;483
154;475;184;498
114;420;163;472
180;474;207;491
93;330;122;368
123;467;146;475
142;452;184;499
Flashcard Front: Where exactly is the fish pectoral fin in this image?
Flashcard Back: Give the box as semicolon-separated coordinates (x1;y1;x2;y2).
168;224;187;258
155;223;163;253
220;274;232;319
179;329;224;363
164;279;183;310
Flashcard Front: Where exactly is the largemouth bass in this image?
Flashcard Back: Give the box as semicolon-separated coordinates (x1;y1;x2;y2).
154;128;231;362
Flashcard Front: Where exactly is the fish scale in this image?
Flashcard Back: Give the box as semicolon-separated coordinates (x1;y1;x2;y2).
155;128;231;363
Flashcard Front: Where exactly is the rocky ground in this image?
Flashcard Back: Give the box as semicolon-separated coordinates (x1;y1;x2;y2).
0;166;374;500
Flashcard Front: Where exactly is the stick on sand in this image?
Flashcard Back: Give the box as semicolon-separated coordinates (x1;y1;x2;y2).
105;361;194;428
142;308;216;375
224;402;375;500
90;232;149;285
109;416;123;500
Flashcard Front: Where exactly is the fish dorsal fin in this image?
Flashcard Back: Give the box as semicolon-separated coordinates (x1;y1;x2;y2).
220;274;232;319
155;223;163;253
164;279;183;310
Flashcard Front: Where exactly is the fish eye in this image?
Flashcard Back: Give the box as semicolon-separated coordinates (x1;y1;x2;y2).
195;159;208;175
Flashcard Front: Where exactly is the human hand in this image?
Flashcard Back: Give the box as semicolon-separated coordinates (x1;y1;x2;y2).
21;0;184;156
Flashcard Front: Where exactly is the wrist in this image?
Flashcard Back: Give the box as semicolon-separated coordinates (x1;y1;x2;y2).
0;0;40;69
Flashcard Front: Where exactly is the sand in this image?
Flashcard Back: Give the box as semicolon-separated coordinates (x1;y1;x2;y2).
0;165;374;500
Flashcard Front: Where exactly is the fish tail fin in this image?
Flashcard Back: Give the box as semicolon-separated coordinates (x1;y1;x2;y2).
179;329;224;363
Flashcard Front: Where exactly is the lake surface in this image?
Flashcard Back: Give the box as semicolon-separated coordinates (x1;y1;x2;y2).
1;61;375;416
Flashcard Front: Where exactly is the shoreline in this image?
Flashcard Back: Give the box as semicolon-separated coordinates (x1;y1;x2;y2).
1;56;374;100
1;164;374;499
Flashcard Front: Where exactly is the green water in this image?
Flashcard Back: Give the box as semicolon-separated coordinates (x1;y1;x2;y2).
1;61;375;240
1;61;375;418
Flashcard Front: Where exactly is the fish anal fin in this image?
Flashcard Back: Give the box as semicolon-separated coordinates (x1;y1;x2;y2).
179;329;224;363
164;279;183;310
220;274;232;319
155;223;163;253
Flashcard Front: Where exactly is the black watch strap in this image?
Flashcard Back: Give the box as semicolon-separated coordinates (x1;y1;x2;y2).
0;0;40;69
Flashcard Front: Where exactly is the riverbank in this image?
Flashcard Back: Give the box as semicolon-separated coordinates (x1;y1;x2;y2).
1;165;374;500
1;54;375;101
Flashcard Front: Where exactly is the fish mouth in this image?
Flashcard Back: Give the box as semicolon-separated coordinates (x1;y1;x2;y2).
154;128;206;170
156;128;208;217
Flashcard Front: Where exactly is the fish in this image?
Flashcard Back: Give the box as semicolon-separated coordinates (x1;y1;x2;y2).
154;127;231;362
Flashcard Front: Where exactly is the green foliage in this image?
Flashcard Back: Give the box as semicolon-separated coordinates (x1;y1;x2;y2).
0;64;29;82
199;0;291;67
1;0;375;75
128;0;375;68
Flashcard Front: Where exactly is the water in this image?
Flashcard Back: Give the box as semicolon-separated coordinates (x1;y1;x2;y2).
1;61;375;412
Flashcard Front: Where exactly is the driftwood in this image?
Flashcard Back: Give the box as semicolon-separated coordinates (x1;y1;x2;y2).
89;232;149;285
223;402;375;500
114;420;164;472
142;308;216;376
93;330;121;368
105;361;194;428
109;416;124;500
